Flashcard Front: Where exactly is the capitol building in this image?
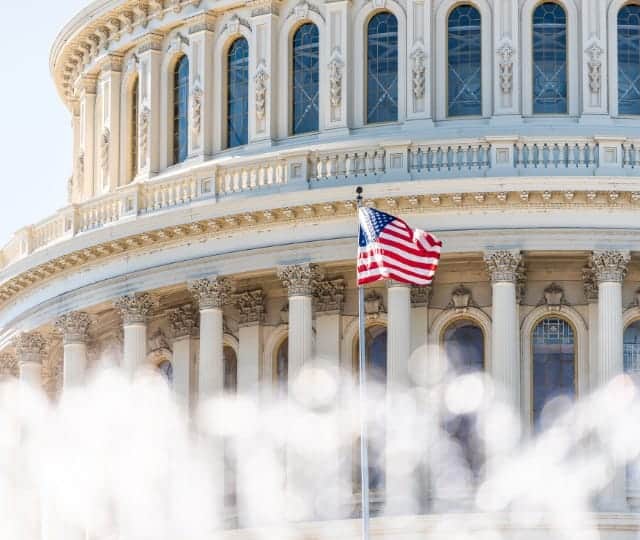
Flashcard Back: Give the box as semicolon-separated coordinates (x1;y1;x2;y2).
6;0;640;537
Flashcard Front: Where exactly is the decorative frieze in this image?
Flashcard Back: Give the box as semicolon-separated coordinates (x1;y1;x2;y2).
15;332;48;364
167;303;199;338
277;263;323;297
589;250;630;283
114;293;156;324
315;278;345;313
234;289;265;325
189;277;234;309
55;311;92;344
484;250;522;283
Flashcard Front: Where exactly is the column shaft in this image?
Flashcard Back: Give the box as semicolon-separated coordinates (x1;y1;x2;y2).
491;281;519;407
122;323;147;376
288;295;313;389
63;343;88;388
172;336;198;411
199;307;224;399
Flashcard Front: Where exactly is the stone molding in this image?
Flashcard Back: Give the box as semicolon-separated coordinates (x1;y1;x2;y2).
277;263;323;297
14;332;48;365
166;303;199;338
484;250;522;283
233;289;265;326
590;250;630;283
315;278;345;314
114;293;156;324
55;311;92;344
189;277;234;310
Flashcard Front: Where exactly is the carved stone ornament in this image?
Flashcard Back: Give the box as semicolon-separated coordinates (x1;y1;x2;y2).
77;149;85;179
125;53;139;75
450;284;473;311
328;48;344;109
364;290;385;317
278;263;323;297
189;277;234;309
100;128;111;173
287;0;322;21
585;41;603;94
254;61;269;121
139;104;151;166
315;278;345;313
148;328;171;353
222;14;251;36
234;289;265;325
496;40;515;94
590;250;630;283
410;42;426;99
542;283;565;308
114;293;157;325
582;265;598;302
0;353;18;378
411;285;432;307
191;78;203;141
484;250;522;283
167;32;189;55
167;304;199;338
14;332;48;365
55;311;92;345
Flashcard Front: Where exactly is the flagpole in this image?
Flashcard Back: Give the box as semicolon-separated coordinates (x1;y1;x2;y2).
356;186;370;540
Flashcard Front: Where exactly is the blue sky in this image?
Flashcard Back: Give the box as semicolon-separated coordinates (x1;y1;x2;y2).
0;1;90;246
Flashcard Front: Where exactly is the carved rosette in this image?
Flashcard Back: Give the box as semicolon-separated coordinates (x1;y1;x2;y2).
167;304;199;339
411;285;432;307
55;311;92;345
277;263;323;297
484;250;522;283
315;278;345;313
114;293;156;325
189;277;234;310
589;251;630;283
15;332;48;365
0;354;18;377
234;290;265;325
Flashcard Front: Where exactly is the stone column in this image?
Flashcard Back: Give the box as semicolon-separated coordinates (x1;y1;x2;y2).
15;332;47;389
591;250;630;511
277;264;322;393
114;293;156;376
167;304;199;411
97;54;123;192
485;250;522;412
77;76;97;199
189;278;233;401
55;312;91;389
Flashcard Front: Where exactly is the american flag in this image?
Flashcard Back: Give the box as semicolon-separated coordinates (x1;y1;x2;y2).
357;207;442;286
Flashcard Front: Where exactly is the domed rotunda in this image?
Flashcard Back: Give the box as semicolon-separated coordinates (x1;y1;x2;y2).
4;0;640;538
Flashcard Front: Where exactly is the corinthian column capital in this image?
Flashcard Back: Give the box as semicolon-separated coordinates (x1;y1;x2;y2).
189;277;234;310
55;311;92;344
114;293;157;325
15;332;48;364
590;251;630;283
167;303;199;339
277;263;324;297
234;289;265;325
484;250;522;283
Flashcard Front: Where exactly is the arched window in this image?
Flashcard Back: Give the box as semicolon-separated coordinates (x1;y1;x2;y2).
442;319;484;479
130;75;139;181
624;320;640;489
227;38;249;148
447;5;482;117
532;317;575;430
224;346;238;393
532;2;567;114
366;12;398;124
275;337;288;399
618;5;640;115
173;55;189;164
292;23;320;134
354;325;387;500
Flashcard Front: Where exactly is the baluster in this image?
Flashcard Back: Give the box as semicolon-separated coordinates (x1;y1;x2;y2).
426;147;434;172
315;157;323;180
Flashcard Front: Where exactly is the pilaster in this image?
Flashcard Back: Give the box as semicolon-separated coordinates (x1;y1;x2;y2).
325;0;349;129
77;76;97;199
168;303;199;411
406;0;431;120
581;0;607;115
98;54;123;193
493;0;519;115
235;289;265;397
114;293;156;375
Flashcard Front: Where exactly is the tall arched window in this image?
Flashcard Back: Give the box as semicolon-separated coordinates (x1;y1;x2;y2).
447;5;482;117
442;319;484;479
366;12;398;124
532;317;575;430
130;75;139;181
227;38;249;148
173;55;189;164
618;5;640;115
532;2;567;114
292;23;320;134
275;337;288;399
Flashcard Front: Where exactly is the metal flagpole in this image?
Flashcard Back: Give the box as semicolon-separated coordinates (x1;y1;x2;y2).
356;186;370;540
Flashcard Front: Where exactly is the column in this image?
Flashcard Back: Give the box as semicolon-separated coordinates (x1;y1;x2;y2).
591;250;630;511
189;277;233;401
97;55;123;193
385;281;414;515
55;312;91;389
485;250;522;412
114;293;156;376
15;331;47;389
77;76;97;199
277;264;322;392
167;303;199;411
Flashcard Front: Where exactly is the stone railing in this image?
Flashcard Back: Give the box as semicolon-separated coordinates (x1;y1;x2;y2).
2;135;639;271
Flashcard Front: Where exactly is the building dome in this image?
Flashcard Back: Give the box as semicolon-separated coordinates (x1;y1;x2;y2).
3;0;640;536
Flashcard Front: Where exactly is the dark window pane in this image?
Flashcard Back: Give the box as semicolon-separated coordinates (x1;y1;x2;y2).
292;23;319;134
367;12;398;124
532;318;575;430
532;2;567;114
227;38;249;148
618;5;640;115
173;55;189;164
447;5;482;117
276;337;288;399
130;76;139;180
224;346;238;393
